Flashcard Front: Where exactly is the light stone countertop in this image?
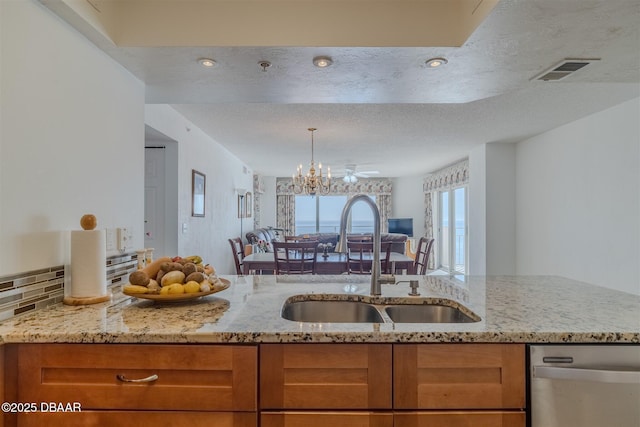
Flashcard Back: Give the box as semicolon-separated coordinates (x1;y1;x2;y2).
0;275;638;344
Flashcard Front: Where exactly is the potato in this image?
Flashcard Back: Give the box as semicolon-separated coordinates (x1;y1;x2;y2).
182;262;197;276
185;272;205;283
160;270;185;287
129;270;150;286
156;269;165;282
168;262;184;272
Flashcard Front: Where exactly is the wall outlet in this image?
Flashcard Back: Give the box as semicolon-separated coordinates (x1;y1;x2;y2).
117;227;133;251
105;228;116;251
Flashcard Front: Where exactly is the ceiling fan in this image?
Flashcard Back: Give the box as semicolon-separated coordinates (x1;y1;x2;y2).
340;164;380;183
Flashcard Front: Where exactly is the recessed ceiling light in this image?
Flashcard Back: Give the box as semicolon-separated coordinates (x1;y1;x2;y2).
425;57;448;68
198;58;216;68
313;56;333;68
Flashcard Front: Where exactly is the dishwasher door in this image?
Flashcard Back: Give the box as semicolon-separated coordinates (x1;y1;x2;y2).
530;345;640;427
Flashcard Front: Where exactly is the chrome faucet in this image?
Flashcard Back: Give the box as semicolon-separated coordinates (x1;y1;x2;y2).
335;194;395;295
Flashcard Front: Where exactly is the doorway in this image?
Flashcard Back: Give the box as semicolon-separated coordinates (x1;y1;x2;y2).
144;126;178;258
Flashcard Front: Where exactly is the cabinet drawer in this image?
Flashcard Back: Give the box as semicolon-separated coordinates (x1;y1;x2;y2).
17;411;256;427
17;344;256;411
260;344;392;410
394;411;525;427
394;344;525;410
262;411;393;427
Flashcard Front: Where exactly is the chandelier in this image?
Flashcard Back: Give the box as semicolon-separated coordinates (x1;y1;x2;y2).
292;128;331;196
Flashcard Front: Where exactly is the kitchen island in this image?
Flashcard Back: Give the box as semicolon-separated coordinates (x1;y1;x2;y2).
1;275;637;427
0;274;637;343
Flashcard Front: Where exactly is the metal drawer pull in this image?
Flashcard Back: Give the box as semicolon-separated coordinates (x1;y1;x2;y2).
534;366;640;384
116;374;159;383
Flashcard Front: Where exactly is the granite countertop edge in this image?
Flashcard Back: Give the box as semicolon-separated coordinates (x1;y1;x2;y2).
0;275;638;345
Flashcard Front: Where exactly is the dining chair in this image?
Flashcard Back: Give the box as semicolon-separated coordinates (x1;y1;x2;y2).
272;241;319;274
228;237;245;275
413;237;435;274
285;235;319;243
347;241;392;274
346;234;372;243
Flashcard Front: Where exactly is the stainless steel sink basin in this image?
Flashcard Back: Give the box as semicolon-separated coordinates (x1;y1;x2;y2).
281;300;384;323
384;304;479;323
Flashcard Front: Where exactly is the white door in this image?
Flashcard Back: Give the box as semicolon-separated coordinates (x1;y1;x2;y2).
144;147;166;256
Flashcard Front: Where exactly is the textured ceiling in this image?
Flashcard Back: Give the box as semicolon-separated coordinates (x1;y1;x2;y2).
42;0;640;177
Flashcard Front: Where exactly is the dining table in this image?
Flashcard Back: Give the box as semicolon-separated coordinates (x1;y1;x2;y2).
242;251;414;275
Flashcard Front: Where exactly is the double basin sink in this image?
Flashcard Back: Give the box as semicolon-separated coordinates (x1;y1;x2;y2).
281;295;480;324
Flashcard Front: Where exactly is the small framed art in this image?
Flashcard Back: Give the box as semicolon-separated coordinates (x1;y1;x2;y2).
192;170;206;217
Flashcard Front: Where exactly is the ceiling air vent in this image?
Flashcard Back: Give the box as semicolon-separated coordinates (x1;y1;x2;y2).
532;58;600;81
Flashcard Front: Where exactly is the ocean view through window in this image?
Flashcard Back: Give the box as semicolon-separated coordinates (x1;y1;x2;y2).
439;187;467;274
295;195;376;234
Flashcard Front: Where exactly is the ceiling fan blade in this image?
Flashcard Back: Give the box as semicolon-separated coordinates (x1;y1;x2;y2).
354;170;380;177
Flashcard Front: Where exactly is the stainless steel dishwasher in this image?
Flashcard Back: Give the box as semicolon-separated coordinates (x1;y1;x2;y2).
530;345;640;427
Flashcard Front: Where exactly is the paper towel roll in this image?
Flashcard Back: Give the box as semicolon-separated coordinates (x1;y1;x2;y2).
70;230;107;298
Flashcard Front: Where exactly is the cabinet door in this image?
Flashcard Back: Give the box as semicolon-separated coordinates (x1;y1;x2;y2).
260;344;392;410
17;344;257;411
262;411;393;427
17;411;256;427
394;344;525;409
394;411;525;427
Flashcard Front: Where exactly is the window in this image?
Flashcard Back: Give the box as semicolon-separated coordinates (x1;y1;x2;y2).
295;195;376;234
438;186;467;274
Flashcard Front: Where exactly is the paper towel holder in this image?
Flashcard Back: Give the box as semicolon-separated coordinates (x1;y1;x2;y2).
63;214;111;306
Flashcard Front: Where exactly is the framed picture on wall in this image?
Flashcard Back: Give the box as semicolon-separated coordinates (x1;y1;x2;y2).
192;170;206;217
245;192;252;218
237;194;245;218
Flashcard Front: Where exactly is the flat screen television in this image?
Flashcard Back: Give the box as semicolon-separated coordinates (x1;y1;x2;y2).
387;218;413;237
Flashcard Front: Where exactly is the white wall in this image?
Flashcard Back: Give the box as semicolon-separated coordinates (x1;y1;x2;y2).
516;98;640;295
0;0;145;276
144;105;253;275
486;143;516;275
468;145;487;275
392;175;425;238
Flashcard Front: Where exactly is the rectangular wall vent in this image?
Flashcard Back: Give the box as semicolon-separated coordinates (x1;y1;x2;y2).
532;58;600;81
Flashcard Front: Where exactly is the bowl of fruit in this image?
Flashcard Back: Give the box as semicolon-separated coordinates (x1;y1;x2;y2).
122;255;230;303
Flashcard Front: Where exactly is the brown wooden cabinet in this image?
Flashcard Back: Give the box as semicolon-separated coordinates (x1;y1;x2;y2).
14;411;256;427
394;411;525;427
5;342;525;427
260;343;392;410
13;343;257;427
0;345;5;427
262;411;394;427
260;343;525;427
394;344;525;427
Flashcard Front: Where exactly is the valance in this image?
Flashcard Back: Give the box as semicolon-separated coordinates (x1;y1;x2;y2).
423;159;469;193
276;177;392;196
